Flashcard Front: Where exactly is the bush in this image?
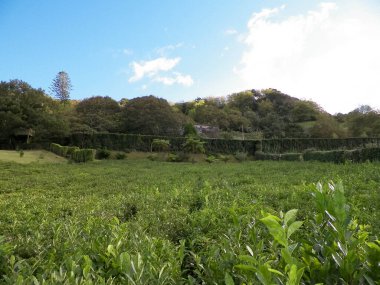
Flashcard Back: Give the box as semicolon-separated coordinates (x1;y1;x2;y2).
345;147;380;163
234;151;248;162
205;155;216;163
50;143;67;157
50;143;79;158
218;155;229;163
96;149;111;160
66;146;79;157
71;149;96;163
151;139;170;152
167;152;189;162
183;137;205;154
147;154;158;161
115;152;126;160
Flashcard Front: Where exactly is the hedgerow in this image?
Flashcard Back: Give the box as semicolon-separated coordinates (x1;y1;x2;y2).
71;149;96;162
50;143;95;162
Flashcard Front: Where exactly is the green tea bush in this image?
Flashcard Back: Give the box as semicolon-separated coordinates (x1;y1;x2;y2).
71;149;96;163
230;182;380;284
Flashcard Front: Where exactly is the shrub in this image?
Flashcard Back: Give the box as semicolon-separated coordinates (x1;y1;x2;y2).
205;155;216;163
183;123;198;137
50;143;77;158
218;155;229;163
167;152;189;162
71;149;96;163
360;147;380;162
183;137;205;154
66;146;79;157
234;151;248;162
96;149;111;160
50;143;66;157
147;154;158;161
151;139;170;152
115;152;126;160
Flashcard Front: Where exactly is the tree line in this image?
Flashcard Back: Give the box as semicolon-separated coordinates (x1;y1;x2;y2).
1;78;380;145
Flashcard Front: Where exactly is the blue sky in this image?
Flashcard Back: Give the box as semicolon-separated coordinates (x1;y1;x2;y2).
1;0;380;113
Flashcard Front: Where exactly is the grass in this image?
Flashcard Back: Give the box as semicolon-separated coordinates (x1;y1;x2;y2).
0;150;67;164
0;159;379;283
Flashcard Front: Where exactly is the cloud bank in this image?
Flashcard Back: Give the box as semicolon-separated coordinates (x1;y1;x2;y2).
236;2;380;113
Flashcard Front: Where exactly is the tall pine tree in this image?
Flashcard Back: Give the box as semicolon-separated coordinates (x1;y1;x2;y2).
50;71;72;103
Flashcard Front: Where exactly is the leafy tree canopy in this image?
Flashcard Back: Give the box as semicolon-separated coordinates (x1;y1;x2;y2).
122;95;183;136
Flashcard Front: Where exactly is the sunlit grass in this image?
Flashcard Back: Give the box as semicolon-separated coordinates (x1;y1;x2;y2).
0;150;67;164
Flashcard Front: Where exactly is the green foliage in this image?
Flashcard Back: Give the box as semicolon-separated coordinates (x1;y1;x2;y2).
50;71;72;102
151;139;170;152
75;96;122;133
122;95;183;136
167;152;189;162
303;149;346;163
255;151;281;161
260;137;380;153
0;160;379;283
236;182;379;284
218;154;230;163
346;147;380;162
234;151;248;162
205;155;216;163
96;148;111;159
183;123;198;137
71;149;96;163
50;143;79;159
183;137;205;154
0;80;71;144
147;153;159;161
50;143;68;157
115;152;127;160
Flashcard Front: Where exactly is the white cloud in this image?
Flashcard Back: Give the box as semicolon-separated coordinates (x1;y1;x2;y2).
129;57;180;82
225;28;238;35
236;2;380;113
154;72;194;87
156;43;184;56
123;49;133;56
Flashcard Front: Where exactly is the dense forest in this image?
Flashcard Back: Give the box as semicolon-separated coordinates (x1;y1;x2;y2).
1;79;380;144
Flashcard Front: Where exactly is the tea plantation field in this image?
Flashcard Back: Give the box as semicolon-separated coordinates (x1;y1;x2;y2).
0;159;379;284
